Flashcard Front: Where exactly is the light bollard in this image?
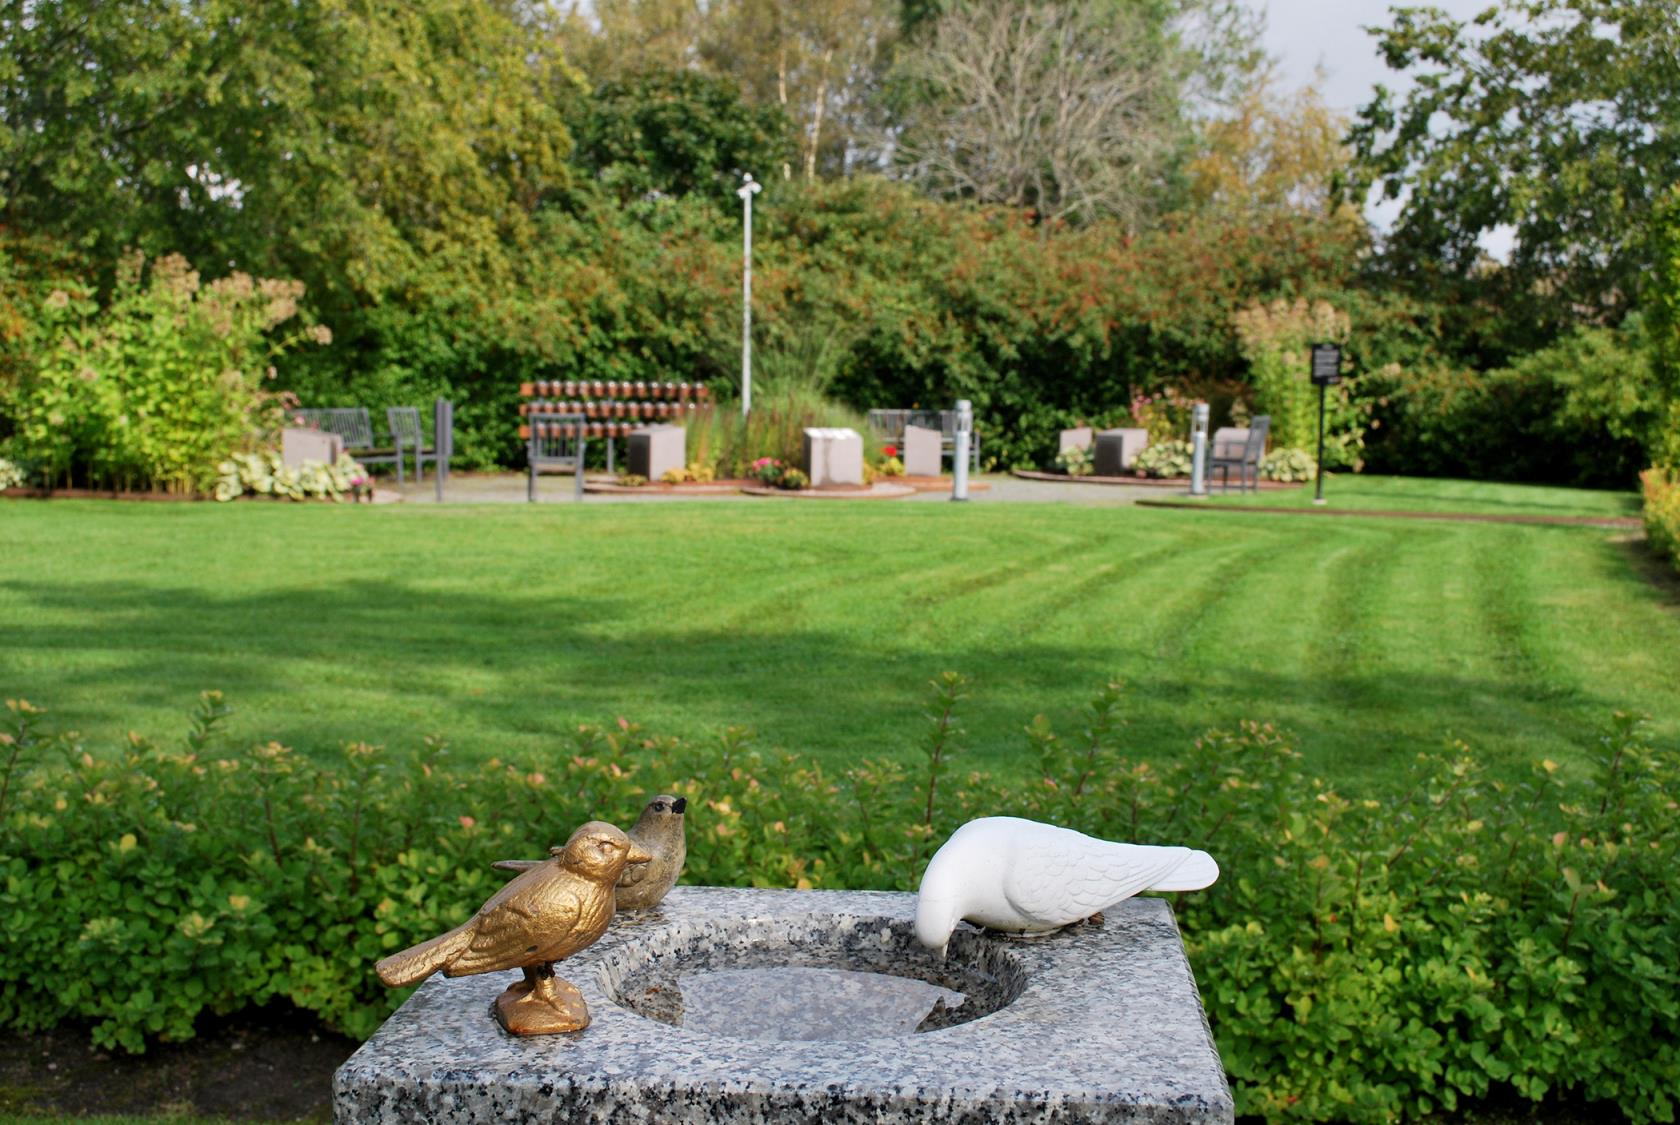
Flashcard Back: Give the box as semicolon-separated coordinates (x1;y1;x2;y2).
952;399;972;502
1189;401;1209;496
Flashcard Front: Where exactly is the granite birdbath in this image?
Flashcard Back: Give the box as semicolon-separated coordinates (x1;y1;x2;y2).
333;886;1233;1124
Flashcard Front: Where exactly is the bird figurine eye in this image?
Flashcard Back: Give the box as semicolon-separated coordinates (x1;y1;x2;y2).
653;801;667;812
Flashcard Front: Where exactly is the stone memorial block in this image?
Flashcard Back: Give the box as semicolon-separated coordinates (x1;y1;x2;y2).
282;427;344;468
1058;426;1094;454
902;424;943;478
1093;427;1149;475
628;425;685;482
1210;427;1250;461
803;427;864;487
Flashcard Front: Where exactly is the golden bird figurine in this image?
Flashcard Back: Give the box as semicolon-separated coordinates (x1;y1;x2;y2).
495;795;687;912
375;820;651;1035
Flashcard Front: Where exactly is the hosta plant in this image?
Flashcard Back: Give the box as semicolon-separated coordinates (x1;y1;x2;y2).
215;452;369;502
1259;447;1317;483
1132;440;1192;478
1054;444;1094;476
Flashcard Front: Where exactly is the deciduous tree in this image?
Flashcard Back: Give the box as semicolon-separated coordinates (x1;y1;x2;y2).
1349;0;1680;340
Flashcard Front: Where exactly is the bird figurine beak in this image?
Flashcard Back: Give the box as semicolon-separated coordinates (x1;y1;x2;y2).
626;841;654;865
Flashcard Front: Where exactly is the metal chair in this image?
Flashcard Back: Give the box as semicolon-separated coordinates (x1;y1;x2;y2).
1211;415;1270;492
386;406;437;483
527;413;588;502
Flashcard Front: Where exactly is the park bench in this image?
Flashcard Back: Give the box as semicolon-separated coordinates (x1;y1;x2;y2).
290;407;402;477
1210;414;1270;492
866;408;981;473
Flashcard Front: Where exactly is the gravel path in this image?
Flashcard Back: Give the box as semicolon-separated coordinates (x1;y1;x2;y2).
394;472;1173;505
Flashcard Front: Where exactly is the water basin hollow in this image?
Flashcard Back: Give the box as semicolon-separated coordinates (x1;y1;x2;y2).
602;914;1025;1041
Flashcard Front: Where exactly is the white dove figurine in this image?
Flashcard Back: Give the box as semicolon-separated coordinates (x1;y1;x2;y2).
914;816;1219;953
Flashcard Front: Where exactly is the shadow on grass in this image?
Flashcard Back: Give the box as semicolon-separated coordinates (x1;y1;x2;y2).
0;574;1645;788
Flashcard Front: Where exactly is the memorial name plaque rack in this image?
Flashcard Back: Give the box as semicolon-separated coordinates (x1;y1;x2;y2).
517;380;713;474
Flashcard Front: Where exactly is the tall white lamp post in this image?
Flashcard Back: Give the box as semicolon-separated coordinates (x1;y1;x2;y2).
737;173;761;417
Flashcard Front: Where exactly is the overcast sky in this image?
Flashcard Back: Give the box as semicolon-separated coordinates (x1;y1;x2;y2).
1251;0;1481;115
1251;0;1511;253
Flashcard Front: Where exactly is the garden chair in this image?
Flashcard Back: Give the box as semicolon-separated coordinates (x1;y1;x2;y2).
386;406;437;483
527;412;588;503
1210;415;1269;492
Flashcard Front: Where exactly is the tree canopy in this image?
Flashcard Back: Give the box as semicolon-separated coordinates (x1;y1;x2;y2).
1349;0;1680;347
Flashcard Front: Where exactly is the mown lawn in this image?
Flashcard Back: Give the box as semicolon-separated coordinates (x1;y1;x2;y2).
1202;473;1640;518
3;492;1675;789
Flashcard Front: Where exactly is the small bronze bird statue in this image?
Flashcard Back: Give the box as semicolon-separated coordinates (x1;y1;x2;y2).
375;821;651;1036
495;795;687;912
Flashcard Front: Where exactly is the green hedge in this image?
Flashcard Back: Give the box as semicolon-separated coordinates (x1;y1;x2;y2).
1643;468;1680;573
2;684;1675;1123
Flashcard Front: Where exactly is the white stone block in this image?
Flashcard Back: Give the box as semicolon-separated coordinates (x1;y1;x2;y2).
803;427;864;487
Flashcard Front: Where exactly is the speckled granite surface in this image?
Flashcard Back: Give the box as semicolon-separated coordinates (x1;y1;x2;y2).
332;886;1232;1124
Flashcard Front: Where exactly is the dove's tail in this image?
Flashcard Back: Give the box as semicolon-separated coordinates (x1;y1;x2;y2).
375;921;475;988
1149;849;1220;892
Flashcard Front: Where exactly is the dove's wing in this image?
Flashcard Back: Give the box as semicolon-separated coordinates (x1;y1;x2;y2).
492;859;541;874
1002;829;1196;927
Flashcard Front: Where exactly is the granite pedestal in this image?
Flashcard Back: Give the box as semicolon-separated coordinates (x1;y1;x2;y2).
902;424;943;478
628;424;685;481
282;427;344;467
803;427;864;487
1093;428;1149;475
1058;427;1094;454
333;886;1232;1124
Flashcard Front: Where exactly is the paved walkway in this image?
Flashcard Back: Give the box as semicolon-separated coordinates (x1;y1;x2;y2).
395;472;1174;505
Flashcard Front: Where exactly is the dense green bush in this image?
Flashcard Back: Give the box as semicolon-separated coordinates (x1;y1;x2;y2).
1361;321;1656;489
1234;298;1366;468
1649;187;1680;472
1642;468;1680;573
1;252;326;492
5;686;1673;1123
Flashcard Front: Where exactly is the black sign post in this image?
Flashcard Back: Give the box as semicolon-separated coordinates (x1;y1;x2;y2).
1309;344;1342;505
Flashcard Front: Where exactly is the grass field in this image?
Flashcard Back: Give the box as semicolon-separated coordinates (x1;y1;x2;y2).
1203;473;1641;518
3;490;1676;789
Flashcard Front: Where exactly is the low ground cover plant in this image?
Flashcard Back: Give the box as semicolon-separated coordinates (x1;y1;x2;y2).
2;686;1674;1123
1259;447;1316;483
1133;439;1192;478
1054;444;1094;476
214;452;369;502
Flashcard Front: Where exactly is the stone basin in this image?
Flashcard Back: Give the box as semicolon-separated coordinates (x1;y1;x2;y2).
333;886;1232;1124
604;912;1027;1041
